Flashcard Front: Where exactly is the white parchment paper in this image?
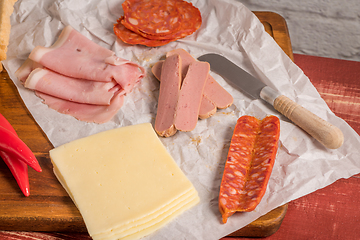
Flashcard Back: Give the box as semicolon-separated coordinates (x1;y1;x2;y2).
3;0;360;239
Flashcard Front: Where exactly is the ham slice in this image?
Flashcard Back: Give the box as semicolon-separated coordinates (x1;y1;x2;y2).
28;25;145;94
25;68;121;105
174;61;209;131
35;92;124;124
154;54;182;137
15;25;146;124
15;58;43;84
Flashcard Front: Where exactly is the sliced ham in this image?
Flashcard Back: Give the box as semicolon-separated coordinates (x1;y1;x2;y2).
174;61;209;131
15;25;146;123
35;91;124;124
15;58;43;84
167;49;233;109
24;68;121;105
28;25;145;95
154;54;182;137
152;60;217;119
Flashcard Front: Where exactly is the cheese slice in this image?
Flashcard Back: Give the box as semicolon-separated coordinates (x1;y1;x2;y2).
93;193;199;240
50;123;199;239
113;197;199;240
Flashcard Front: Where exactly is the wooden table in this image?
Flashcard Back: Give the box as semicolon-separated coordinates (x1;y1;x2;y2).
1;11;359;240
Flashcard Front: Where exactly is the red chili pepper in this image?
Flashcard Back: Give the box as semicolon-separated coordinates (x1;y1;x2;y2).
0;151;30;196
0;126;42;172
0;114;17;135
0;113;42;196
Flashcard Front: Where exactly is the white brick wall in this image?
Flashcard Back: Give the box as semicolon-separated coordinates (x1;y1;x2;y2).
238;0;360;62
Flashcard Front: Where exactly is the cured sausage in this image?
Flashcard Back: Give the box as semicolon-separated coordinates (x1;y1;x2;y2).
168;0;202;40
115;0;202;46
135;0;202;41
122;0;182;39
219;115;280;223
113;17;172;47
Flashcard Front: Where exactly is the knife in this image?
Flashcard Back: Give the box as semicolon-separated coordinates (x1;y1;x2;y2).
198;53;344;149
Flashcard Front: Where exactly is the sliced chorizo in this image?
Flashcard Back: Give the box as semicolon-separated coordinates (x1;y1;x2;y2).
113;17;172;47
219;115;280;223
118;0;202;44
121;0;182;39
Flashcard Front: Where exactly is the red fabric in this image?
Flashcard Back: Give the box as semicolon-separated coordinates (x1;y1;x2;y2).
294;54;360;134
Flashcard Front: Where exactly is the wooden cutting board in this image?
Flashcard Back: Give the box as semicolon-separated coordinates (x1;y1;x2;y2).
0;11;292;237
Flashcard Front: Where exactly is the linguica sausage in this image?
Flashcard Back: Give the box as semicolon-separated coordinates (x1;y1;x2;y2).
219;115;280;223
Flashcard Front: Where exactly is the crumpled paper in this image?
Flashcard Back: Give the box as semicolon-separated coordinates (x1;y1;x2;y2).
3;0;360;239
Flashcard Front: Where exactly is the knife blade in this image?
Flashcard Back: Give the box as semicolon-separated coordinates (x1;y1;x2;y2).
198;53;344;149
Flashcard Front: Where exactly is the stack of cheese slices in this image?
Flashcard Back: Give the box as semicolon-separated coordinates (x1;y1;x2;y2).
50;123;199;240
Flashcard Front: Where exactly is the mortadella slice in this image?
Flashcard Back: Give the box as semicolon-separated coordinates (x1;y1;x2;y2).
28;25;145;95
167;49;233;109
199;97;217;119
174;61;209;132
25;68;121;105
154;54;182;137
152;60;217;119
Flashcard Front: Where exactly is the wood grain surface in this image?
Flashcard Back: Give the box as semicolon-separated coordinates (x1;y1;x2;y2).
0;11;292;238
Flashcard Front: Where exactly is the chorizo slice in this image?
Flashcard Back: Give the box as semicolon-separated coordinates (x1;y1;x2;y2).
138;0;202;41
219;115;280;223
154;54;182;137
113;17;173;47
170;0;202;39
122;0;182;39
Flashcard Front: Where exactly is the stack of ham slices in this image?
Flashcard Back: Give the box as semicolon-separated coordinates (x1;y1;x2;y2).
152;49;233;137
114;0;202;47
15;25;145;124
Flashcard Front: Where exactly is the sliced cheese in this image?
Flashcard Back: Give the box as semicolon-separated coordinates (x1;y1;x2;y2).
50;123;199;239
93;193;199;240
116;197;199;240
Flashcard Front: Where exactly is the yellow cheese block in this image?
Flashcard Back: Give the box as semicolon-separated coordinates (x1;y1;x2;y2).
50;123;199;239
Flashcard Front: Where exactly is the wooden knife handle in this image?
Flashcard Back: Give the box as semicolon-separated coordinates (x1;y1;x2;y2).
274;95;344;149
